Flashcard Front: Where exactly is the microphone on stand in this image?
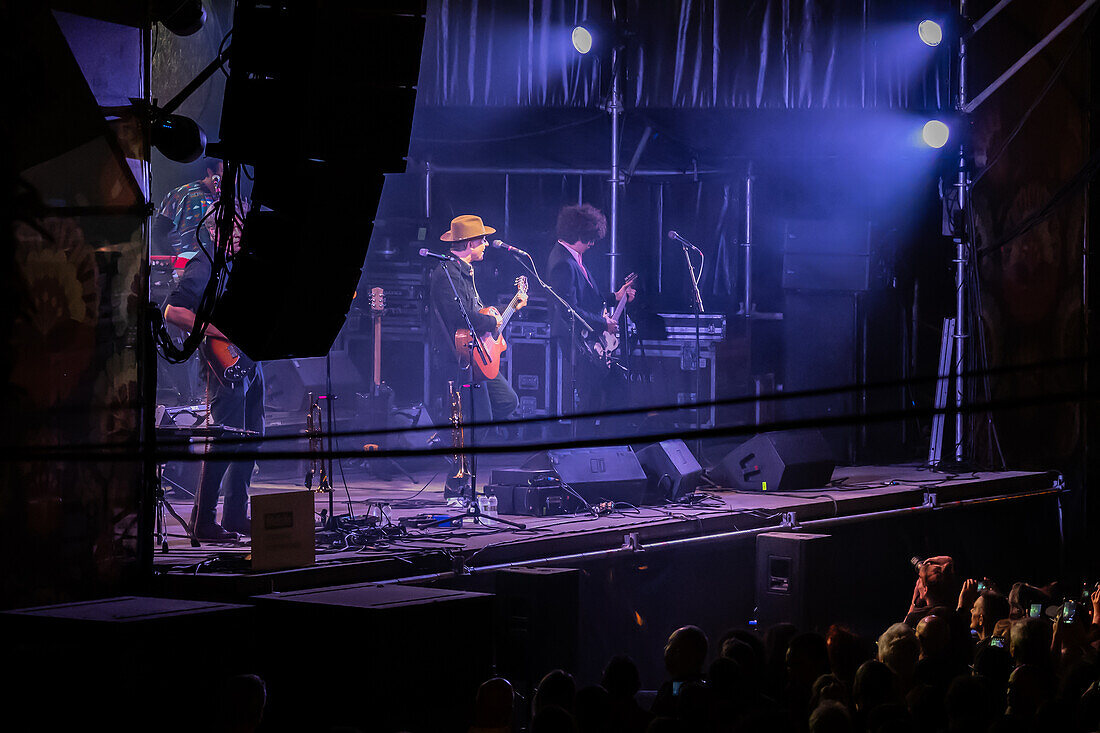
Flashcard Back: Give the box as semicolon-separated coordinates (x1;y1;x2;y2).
490;240;530;257
418;248;454;261
668;230;702;252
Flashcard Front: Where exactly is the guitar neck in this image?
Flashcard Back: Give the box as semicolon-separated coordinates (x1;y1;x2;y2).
498;293;522;331
608;280;634;322
372;314;382;388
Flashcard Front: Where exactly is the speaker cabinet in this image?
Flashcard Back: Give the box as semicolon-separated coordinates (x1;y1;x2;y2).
523;446;648;504
636;439;703;502
755;532;833;632
710;429;835;491
263;352;365;413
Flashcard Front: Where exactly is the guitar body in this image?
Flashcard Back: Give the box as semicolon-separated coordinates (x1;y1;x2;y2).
455;307;507;380
454;277;528;381
201;337;256;386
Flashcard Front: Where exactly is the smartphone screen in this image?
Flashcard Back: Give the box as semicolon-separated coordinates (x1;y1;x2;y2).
1029;603;1042;618
1063;601;1076;623
989;637;1004;648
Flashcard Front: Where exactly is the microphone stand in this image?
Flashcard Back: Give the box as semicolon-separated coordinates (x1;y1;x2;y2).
676;235;706;454
512;252;595;440
428;260;526;530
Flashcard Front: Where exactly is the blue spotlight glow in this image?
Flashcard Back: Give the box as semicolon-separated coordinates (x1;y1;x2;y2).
572;26;593;54
918;20;943;47
922;120;950;148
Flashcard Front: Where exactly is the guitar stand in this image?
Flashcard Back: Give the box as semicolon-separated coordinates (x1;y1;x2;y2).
154;463;201;551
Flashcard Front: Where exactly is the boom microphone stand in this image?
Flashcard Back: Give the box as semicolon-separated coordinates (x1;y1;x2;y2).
429;259;526;530
509;251;595;440
670;232;706;452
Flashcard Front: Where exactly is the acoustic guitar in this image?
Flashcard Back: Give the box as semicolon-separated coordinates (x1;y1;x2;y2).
455;276;528;380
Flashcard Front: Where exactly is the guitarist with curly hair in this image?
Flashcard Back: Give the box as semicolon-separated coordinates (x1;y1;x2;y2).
548;204;636;432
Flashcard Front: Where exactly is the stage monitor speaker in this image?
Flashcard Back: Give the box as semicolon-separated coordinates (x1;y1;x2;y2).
214;1;425;360
263;352;365;413
636;439;703;502
523;447;648;505
710;429;835;491
756;532;833;632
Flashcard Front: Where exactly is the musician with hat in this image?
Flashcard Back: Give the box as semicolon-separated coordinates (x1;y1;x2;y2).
426;216;527;496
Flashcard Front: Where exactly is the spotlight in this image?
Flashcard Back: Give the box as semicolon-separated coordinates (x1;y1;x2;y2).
571;26;593;54
918;20;942;47
152;113;207;162
154;0;207;37
922;120;950;149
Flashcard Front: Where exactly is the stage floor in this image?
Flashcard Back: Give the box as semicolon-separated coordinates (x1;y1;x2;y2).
152;455;1059;598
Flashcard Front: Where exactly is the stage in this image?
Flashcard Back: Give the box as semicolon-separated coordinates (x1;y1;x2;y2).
152;457;1061;601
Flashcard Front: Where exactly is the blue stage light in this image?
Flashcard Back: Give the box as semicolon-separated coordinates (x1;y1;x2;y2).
572;26;593;54
922;120;950;148
918;20;943;47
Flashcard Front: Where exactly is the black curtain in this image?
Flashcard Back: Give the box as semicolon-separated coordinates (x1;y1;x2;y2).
420;0;953;110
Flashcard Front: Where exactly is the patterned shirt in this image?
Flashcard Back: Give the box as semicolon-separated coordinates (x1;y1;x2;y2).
156;181;217;255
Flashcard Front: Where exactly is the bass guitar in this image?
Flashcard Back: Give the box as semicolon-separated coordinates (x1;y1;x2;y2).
455;276;529;380
592;272;637;362
200;335;256;386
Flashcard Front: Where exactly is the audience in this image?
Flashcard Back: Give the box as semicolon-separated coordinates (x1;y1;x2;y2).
407;559;1100;732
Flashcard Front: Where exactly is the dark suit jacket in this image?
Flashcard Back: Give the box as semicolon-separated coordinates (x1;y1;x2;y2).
547;242;611;342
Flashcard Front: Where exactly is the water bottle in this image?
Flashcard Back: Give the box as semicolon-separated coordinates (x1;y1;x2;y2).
488;494;498;517
477;495;490;522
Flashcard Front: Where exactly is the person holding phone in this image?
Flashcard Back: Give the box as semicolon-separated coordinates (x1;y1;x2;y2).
968;589;1010;642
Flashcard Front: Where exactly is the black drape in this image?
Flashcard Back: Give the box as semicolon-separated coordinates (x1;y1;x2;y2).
420;0;952;110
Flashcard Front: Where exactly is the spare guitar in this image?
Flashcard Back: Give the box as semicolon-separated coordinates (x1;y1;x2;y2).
364;287;395;445
592;271;637;362
455;276;529;380
200;335;256;386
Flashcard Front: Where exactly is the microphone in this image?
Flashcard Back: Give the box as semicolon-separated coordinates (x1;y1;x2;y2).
418;248;454;261
491;239;530;257
668;230;702;252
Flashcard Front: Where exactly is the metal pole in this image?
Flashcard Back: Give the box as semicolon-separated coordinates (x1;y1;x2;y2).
741;169;754;316
138;23;156;577
424;161;431;220
609;46;622;290
955;0;969;462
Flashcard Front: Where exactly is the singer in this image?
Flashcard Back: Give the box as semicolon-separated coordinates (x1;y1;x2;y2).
549;204;637;434
425;215;525;497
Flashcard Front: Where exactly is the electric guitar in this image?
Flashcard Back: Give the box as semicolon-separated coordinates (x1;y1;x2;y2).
455;276;529;380
592;272;637;361
200;335;256;386
365;287;395;444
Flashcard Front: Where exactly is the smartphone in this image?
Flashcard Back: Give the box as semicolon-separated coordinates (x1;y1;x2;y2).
1062;600;1077;624
989;637;1004;648
1029;603;1042;618
977;581;987;592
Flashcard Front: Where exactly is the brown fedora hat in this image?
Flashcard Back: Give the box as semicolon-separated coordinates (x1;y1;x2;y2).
440;214;496;242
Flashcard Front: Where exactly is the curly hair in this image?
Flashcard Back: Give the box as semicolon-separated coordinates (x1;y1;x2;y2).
556;203;607;244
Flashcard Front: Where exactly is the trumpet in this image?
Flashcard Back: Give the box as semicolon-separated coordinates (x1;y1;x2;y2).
448;380;470;481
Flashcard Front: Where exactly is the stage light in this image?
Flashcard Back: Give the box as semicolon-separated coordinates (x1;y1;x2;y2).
154;0;207;36
922;120;950;148
152;113;207;162
572;25;593;54
918;20;942;47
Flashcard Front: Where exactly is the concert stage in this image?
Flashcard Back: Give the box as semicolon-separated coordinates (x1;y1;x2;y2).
153;459;1060;601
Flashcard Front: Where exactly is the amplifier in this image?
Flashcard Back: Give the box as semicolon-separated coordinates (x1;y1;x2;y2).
628;341;717;429
501;337;556;417
506;321;551;339
486;483;581;517
641;313;726;341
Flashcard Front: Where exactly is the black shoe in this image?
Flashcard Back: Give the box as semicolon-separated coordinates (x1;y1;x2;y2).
222;518;251;536
193;522;239;542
